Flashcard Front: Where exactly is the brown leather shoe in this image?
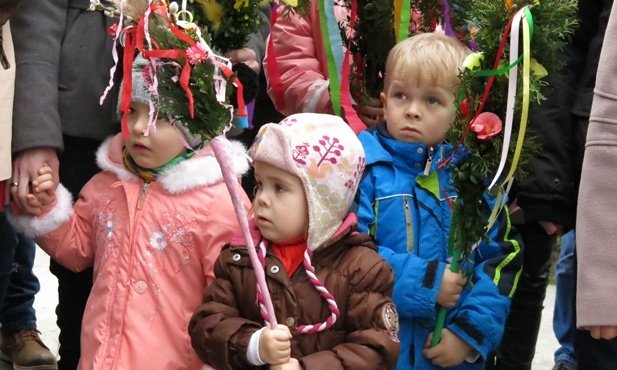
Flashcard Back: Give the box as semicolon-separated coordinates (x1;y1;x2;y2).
0;329;57;370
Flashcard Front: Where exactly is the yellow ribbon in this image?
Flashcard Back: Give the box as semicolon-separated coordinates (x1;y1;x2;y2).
394;0;403;40
503;13;531;184
486;10;532;230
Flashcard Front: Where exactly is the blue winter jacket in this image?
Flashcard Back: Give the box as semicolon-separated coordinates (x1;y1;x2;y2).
357;125;523;370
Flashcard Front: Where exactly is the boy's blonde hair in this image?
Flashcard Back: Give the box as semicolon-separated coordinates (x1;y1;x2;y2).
384;33;470;92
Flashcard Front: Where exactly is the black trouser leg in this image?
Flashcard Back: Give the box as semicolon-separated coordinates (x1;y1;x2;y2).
487;222;556;370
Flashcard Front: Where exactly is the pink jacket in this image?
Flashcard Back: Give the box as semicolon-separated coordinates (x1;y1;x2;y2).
264;2;346;116
11;134;251;370
265;4;421;119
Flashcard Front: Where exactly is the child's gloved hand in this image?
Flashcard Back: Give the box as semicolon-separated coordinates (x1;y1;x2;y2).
269;358;302;370
436;266;466;307
422;328;475;367
259;326;292;365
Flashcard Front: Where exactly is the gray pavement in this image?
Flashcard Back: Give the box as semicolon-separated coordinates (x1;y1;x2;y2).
27;248;559;369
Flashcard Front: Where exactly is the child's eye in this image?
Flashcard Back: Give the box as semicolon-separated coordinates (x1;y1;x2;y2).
252;183;263;197
394;92;406;100
427;97;439;105
275;184;287;193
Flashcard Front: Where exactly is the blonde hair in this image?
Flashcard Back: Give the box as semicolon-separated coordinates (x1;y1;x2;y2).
384;33;470;93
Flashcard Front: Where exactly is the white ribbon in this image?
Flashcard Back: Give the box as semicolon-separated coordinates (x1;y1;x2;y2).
488;8;526;190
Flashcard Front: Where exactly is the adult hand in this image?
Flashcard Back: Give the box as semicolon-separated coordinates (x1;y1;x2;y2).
12;165;57;216
258;326;292;365
586;326;617;340
423;328;474;367
353;97;383;128
539;221;564;236
223;48;259;72
11;147;59;214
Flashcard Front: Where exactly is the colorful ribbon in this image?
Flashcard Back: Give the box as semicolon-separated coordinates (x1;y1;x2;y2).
317;0;341;116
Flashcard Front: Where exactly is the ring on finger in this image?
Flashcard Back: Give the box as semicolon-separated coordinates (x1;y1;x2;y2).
11;181;18;187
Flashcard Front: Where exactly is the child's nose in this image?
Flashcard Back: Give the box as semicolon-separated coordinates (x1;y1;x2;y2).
405;102;421;119
131;116;148;136
256;190;270;207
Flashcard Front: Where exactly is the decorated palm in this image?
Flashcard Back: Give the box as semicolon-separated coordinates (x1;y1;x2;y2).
104;0;278;328
425;0;577;345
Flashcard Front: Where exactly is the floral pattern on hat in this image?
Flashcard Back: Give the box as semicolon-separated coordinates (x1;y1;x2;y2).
249;113;365;250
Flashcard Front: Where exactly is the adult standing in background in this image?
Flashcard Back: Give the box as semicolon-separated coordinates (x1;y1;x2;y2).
576;0;617;367
10;1;122;368
488;1;612;369
0;0;19;310
0;1;58;369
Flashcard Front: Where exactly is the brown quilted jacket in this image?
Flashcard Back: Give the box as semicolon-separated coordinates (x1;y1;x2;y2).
189;222;400;370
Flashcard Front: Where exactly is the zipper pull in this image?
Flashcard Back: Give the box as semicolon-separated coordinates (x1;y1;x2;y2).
137;182;150;210
404;196;411;225
423;146;435;176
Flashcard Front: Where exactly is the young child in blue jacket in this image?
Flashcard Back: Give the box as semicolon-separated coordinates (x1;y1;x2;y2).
357;32;524;370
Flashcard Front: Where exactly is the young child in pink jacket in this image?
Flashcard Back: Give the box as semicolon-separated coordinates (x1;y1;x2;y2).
9;58;251;370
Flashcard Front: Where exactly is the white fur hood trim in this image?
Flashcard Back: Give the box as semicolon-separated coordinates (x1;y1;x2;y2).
9;184;74;238
96;135;250;194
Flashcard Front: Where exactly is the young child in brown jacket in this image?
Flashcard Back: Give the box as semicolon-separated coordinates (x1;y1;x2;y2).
189;113;400;369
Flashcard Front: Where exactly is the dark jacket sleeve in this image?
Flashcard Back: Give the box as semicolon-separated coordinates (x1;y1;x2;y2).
515;0;610;230
10;0;68;152
188;251;263;370
11;0;121;152
299;248;400;370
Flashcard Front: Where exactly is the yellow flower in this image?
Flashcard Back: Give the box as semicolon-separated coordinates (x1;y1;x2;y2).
195;0;223;32
233;0;249;10
278;0;298;6
505;0;515;11
464;52;484;70
530;58;548;79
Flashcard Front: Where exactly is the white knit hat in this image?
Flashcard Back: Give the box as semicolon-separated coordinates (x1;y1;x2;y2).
248;113;366;251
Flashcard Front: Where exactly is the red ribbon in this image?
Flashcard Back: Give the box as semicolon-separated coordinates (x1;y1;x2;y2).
265;3;286;112
139;4;196;118
122;1;248;130
440;13;516;169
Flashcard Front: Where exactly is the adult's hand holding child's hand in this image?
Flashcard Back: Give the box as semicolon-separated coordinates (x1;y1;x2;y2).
259;326;292;365
11;164;56;216
11;148;59;214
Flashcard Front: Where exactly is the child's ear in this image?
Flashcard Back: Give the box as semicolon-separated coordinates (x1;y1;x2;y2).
380;92;388;119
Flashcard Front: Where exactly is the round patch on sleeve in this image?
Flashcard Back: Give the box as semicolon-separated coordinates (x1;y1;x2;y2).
382;303;400;343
